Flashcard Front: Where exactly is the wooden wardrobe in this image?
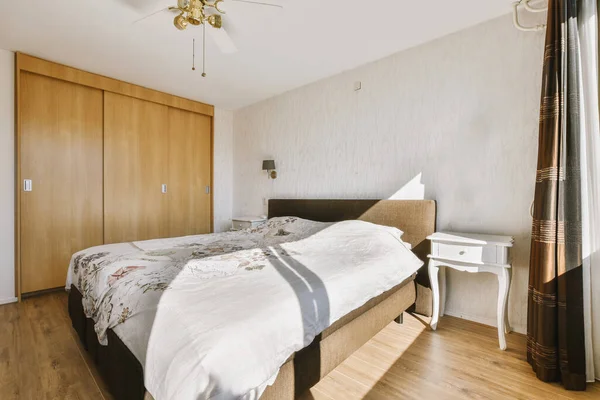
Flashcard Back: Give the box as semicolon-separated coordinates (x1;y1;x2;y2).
16;53;214;297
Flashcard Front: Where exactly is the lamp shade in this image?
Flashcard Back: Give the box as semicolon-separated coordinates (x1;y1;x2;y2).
262;160;276;171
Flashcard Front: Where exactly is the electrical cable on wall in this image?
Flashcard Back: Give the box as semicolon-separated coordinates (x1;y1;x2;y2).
513;0;547;32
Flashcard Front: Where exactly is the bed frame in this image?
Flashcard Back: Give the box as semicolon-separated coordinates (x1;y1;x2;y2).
68;199;436;400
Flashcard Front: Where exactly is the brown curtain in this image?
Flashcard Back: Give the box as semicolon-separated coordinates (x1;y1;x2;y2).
527;0;587;391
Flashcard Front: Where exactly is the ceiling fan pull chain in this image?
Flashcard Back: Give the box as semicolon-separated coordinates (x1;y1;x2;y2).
202;22;207;77
231;0;283;8
192;38;196;71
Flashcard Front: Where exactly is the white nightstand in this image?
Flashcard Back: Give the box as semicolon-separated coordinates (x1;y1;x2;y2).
231;216;267;231
427;232;514;350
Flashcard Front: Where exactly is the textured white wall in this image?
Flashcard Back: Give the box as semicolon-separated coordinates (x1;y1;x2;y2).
233;15;545;333
0;49;15;304
213;108;234;233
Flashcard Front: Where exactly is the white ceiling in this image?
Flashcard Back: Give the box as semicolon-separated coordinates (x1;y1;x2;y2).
0;0;512;109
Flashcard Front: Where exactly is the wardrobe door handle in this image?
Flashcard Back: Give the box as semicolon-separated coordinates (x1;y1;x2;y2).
161;184;167;194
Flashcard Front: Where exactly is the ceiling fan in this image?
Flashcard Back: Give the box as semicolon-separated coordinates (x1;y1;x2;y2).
134;0;282;56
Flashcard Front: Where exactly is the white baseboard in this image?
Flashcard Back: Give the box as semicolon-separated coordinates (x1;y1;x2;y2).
0;297;17;306
443;309;526;335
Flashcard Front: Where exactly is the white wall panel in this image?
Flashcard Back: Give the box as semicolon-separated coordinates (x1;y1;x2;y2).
214;108;234;232
0;49;15;304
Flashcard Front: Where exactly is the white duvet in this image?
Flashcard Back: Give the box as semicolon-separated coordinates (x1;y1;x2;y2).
67;218;422;400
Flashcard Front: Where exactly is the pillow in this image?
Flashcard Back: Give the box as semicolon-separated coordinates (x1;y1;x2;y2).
264;217;330;236
254;217;408;249
363;223;410;248
378;225;405;240
251;217;331;246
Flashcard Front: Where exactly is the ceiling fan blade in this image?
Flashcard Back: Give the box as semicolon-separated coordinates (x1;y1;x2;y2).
133;7;177;24
119;0;153;11
230;0;283;8
208;27;238;54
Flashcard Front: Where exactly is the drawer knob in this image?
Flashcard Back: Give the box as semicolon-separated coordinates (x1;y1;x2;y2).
459;250;466;255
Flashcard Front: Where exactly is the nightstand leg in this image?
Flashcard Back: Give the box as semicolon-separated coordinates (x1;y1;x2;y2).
429;260;440;331
439;266;446;317
497;268;510;350
504;268;512;334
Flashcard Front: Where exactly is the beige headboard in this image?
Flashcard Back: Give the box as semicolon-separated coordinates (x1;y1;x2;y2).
268;199;437;263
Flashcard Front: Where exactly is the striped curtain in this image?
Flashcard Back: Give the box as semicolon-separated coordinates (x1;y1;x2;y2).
527;0;588;390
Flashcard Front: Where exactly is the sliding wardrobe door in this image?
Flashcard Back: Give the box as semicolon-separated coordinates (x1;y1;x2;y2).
104;92;169;244
167;107;212;237
20;72;104;293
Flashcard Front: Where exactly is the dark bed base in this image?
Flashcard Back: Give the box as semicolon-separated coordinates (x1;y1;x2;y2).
68;286;146;400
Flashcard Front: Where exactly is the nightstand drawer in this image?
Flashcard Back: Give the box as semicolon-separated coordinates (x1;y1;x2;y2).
433;243;496;264
232;217;267;231
232;220;253;230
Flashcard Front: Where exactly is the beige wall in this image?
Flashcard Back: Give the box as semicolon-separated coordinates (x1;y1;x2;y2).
0;48;15;304
233;14;546;334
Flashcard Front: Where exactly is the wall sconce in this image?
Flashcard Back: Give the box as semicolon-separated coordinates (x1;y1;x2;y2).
262;160;277;179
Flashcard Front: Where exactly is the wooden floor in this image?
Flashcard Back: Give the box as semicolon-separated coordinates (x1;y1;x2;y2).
1;293;598;400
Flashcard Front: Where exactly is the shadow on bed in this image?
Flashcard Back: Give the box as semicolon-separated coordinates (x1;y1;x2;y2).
267;245;331;339
266;245;331;392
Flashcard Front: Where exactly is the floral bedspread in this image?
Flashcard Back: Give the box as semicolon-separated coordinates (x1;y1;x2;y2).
66;217;329;345
67;217;422;400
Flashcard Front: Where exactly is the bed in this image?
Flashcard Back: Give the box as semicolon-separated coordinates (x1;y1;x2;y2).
67;199;436;400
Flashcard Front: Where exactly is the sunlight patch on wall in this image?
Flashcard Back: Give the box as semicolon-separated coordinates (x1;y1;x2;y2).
388;173;425;200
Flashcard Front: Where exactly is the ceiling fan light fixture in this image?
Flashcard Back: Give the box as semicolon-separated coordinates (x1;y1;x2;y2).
177;0;190;9
213;0;226;13
174;13;189;30
188;8;203;25
207;14;222;29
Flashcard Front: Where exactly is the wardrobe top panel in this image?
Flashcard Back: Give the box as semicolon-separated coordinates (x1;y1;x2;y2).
17;52;214;117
